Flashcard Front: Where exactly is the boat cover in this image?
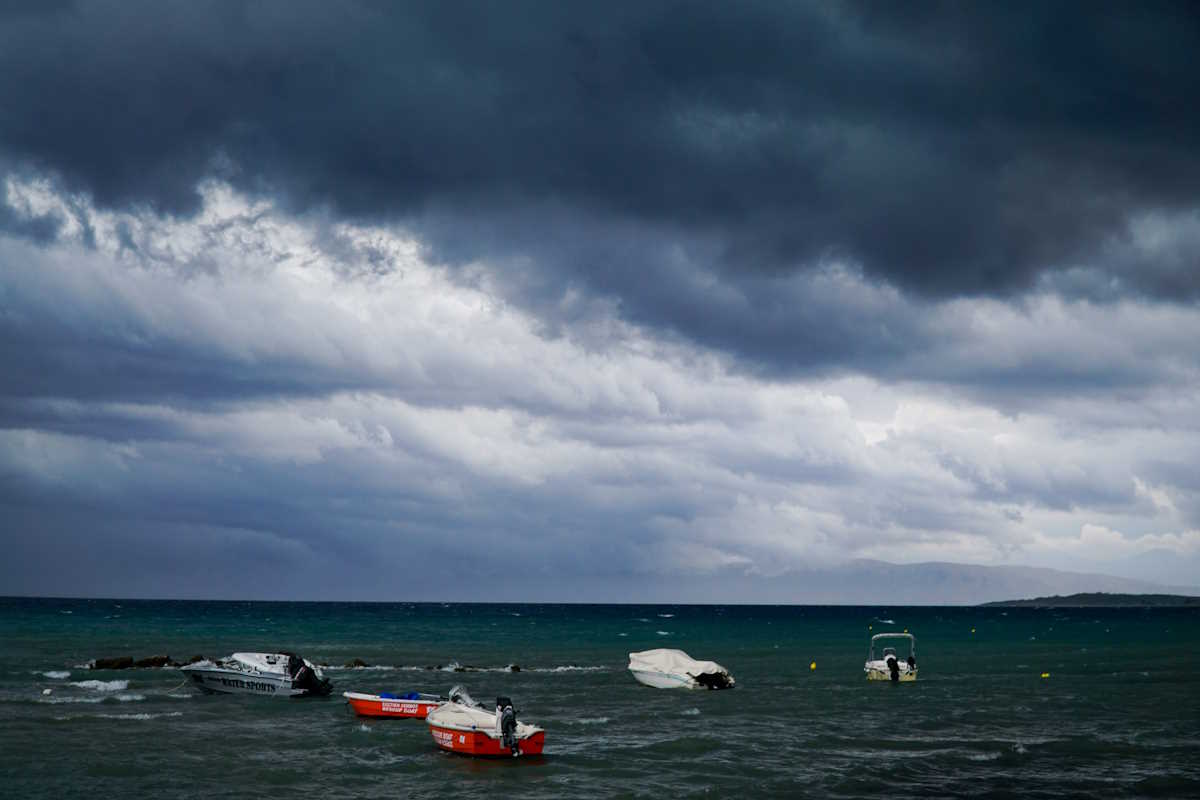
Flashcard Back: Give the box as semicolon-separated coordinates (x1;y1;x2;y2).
427;698;542;739
627;649;732;684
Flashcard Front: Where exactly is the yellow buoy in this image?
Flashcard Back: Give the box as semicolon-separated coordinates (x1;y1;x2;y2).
1040;672;1050;679
810;661;816;671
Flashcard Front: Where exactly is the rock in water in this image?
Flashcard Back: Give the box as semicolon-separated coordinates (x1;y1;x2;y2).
92;656;134;670
343;658;370;668
134;655;171;668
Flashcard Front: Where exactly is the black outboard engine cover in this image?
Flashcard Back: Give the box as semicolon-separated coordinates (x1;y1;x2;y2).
496;696;519;755
693;671;734;690
284;653;332;696
887;656;899;682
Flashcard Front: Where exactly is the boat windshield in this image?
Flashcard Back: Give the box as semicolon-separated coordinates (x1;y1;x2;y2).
882;647;896;658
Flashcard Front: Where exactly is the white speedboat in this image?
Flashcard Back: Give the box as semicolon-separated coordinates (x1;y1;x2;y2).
181;652;332;697
864;633;918;682
627;648;735;689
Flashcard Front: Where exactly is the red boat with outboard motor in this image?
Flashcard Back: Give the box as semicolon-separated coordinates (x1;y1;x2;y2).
425;686;544;757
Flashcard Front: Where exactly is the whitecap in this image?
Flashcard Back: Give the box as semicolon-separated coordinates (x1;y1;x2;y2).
357;723;372;733
656;630;671;636
876;618;896;624
681;708;700;716
657;613;675;618
968;752;1000;761
573;717;610;725
97;712;183;721
528;665;607;673
42;671;71;680
71;680;129;692
39;693;145;705
618;632;628;637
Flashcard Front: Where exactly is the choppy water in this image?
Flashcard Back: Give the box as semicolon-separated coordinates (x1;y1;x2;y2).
2;598;1198;798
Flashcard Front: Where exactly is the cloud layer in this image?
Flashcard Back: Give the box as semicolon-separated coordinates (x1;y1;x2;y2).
2;177;1197;599
1;2;1198;598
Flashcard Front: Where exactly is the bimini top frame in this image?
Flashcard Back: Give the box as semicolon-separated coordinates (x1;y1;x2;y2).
868;632;915;661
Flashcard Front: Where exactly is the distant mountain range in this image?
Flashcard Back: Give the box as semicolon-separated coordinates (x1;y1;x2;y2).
981;593;1200;607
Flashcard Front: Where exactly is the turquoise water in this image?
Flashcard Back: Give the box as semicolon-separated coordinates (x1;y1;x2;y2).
2;598;1198;798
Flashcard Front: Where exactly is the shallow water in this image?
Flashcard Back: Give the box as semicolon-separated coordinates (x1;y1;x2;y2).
2;598;1198;798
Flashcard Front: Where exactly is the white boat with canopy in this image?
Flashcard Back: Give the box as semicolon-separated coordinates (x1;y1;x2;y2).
864;633;917;682
627;648;735;690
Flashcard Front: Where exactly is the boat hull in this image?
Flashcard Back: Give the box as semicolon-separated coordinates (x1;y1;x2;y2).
344;692;441;718
630;669;698;689
428;723;545;757
183;666;302;696
864;664;917;682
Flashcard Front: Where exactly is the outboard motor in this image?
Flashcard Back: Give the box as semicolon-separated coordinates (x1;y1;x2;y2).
887;656;900;683
285;653;331;696
692;671;734;690
496;696;519;756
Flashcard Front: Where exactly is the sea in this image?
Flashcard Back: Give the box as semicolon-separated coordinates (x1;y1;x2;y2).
2;597;1198;798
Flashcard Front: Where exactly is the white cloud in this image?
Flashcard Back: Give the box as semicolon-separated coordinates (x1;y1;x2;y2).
2;177;1199;596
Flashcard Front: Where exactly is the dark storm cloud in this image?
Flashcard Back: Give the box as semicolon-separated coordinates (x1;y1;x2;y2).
2;0;1198;354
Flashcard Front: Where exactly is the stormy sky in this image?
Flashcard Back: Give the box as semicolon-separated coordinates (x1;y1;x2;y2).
2;1;1198;600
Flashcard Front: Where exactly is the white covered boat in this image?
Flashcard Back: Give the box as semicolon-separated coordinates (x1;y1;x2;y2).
181;652;332;697
627;648;735;690
864;633;918;682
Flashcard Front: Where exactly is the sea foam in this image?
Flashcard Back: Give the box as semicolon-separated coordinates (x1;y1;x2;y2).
71;679;129;692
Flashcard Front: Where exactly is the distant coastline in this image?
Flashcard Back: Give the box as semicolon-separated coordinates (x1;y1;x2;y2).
982;592;1200;608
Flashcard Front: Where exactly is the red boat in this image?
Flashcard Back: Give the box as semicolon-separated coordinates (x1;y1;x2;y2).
343;691;444;719
426;688;544;757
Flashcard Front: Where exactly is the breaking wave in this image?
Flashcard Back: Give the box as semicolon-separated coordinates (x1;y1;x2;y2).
39;693;146;704
326;661;604;673
97;712;184;721
42;671;71;679
71;680;129;692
